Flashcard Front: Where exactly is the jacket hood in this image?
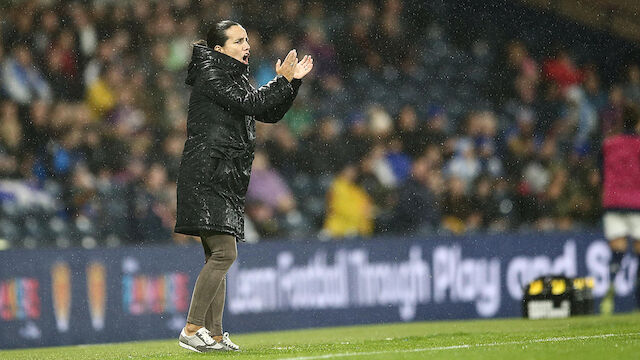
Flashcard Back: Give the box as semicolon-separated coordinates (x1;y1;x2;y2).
185;43;249;86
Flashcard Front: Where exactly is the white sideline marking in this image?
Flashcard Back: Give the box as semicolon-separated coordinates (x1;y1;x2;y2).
278;332;640;360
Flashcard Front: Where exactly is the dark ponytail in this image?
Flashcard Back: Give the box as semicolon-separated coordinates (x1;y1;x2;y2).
206;20;241;49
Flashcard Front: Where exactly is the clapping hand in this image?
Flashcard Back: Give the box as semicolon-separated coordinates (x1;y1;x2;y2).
293;55;313;79
276;50;314;82
275;49;298;82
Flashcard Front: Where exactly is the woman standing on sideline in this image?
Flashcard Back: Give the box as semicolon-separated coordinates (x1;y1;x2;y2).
174;20;312;353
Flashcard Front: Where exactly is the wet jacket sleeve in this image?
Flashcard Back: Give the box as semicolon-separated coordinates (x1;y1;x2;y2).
197;68;295;115
255;79;302;123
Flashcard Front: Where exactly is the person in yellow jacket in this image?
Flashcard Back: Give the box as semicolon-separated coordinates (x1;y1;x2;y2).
85;67;118;120
323;163;374;238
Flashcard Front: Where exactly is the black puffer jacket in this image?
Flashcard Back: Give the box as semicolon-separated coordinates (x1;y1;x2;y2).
174;44;301;241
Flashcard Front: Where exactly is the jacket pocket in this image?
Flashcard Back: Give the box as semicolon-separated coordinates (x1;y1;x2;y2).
212;157;228;182
209;141;248;160
201;157;226;190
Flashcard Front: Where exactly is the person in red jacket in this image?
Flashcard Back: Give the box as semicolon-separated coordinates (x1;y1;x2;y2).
542;49;583;90
600;104;640;315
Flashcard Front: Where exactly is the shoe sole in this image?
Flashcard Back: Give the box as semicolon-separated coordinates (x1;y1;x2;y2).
178;341;204;353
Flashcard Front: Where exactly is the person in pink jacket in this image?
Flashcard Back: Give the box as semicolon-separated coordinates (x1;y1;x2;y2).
600;104;640;315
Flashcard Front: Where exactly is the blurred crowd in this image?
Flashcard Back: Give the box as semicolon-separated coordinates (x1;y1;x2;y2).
0;0;637;248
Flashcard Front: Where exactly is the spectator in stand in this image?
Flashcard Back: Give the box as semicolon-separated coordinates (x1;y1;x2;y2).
564;86;597;155
536;81;564;139
4;3;36;49
246;151;299;237
551;160;598;230
392;156;440;234
302;23;337;79
156;132;185;183
624;64;640;106
457;110;502;178
395;104;425;159
67;163;97;220
84;40;116;88
583;65;608;112
445;139;481;187
378;0;406;65
541;166;570;230
358;144;396;230
32;8;60;59
543;48;583;90
469;176;500;231
335;1;377;72
507;41;539;85
504;75;538;134
475;114;503;177
499;40;539;102
263;124;301;181
86;65;119;120
441;176;474;234
344;113;372;162
132;163;174;243
0;101;22;178
423;105;449;147
51;125;84;181
360;143;396;191
600;85;625;138
505;107;539;179
301;116;347;176
2;44;51;104
282;96;314;137
108;83;147;139
385;137;412;184
277;0;305;45
46;29;83;100
69;3;98;60
322;163;374;239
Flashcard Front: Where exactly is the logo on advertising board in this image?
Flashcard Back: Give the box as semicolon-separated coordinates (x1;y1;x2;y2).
51;262;71;332
227;245;503;320
0;277;40;321
122;273;190;315
87;262;106;331
121;257;189;316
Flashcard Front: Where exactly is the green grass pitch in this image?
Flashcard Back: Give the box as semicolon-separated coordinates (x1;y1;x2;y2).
2;313;639;360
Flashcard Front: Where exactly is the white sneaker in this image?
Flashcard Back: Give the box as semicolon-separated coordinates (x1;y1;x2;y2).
178;327;224;353
220;332;240;351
